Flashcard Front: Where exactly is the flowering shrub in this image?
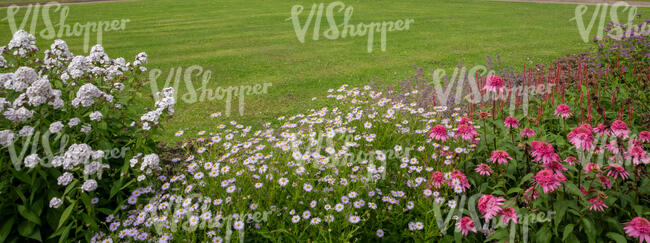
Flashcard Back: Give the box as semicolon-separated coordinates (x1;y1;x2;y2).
0;30;174;241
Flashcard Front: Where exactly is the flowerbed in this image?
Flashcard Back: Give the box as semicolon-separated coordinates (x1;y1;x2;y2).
0;16;648;243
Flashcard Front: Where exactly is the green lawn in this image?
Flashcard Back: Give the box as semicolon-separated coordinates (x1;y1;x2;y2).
1;0;648;141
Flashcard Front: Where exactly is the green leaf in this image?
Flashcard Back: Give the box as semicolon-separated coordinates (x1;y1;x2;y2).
535;224;552;243
0;217;15;242
606;232;627;243
582;217;596;243
506;187;522;195
564;182;583;199
57;224;72;243
18;205;41;225
63;180;78;197
96;208;113;215
17;221;41;242
553;200;570;232
57;202;75;230
13;171;32;185
517;173;533;187
485;228;510;242
562;224;574;241
109;179;123;199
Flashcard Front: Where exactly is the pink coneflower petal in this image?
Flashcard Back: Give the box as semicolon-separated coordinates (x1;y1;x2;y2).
623;217;650;243
588;197;608;212
483;75;506;93
429;171;444;189
520;128;536;138
640;131;650;143
504;116;520;129
567;124;595;151
457;124;478;141
499;207;518;224
606;163;630;180
530;141;560;163
490;150;512;165
611;120;630;138
475;163;493;176
429;125;449;142
533;169;565;193
456;216;477;235
554;104;572;118
478;194;505;220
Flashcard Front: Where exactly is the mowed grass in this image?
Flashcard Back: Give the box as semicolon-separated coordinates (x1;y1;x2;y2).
1;0;647;141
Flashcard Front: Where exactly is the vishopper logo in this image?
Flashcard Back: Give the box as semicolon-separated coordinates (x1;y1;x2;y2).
428;193;554;242
148;65;272;117
288;130;413;181
429;64;555;116
147;194;270;243
1;130;129;173
287;1;415;52
2;2;130;53
571;1;646;43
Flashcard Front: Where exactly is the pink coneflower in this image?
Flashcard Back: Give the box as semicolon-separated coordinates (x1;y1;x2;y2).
579;185;595;197
475;163;493;176
630;139;644;147
606;140;622;154
504;116;519;129
564;156;577;166
459;117;473;126
450;170;471;191
567;124;595;151
429;171;444;189
584;162;601;174
477;194;505;220
499;207;518;224
456;216;477;236
593;124;608;135
429;125;449;142
606;163;630;180
533;169;565;193
588;197;608;212
542;161;567;173
598;174;612;189
523;186;539;204
457;124;478;141
490;150;512;164
623;217;650;243
624;146;650;165
520;128;536;138
483;75;506;93
611;120;630;138
554;104;572;118
640;131;650;143
530;141;560;163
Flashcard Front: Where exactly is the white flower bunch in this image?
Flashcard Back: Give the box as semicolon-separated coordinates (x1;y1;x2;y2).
71;83;112;108
140;87;175;130
6;30;38;57
43;39;73;70
0;130;14;146
3;106;33;123
0;31;175;224
5;66;39;92
0;56;7;68
129;153;161;176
